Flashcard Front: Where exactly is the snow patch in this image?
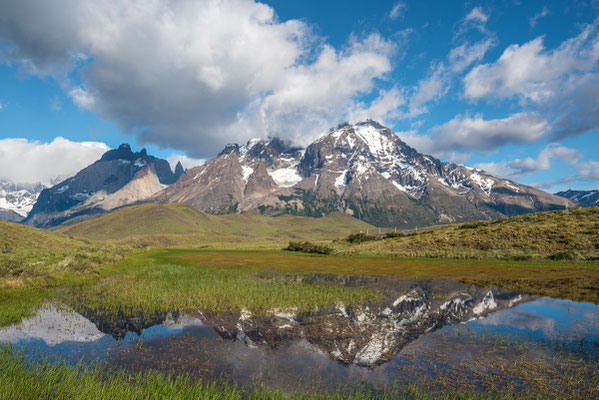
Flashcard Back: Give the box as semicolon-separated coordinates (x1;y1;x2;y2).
241;165;254;183
335;170;348;188
470;172;495;196
269;167;302;187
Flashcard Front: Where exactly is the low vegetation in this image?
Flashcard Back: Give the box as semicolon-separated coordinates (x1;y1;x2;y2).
0;221;129;326
285;241;332;254
2;344;596;400
337;207;599;261
68;250;377;318
56;203;373;248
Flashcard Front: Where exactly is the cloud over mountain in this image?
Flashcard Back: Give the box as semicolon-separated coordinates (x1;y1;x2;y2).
0;137;109;185
0;0;395;158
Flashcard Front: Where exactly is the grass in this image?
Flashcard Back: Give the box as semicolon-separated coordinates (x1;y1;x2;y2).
3;346;592;400
0;220;128;326
336;207;599;261
67;250;379;318
168;249;599;304
55;203;373;248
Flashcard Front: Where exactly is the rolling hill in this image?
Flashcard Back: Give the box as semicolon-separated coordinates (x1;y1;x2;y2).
56;203;374;245
336;207;599;261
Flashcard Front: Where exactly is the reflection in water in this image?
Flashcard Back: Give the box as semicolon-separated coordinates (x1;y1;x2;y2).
1;276;598;394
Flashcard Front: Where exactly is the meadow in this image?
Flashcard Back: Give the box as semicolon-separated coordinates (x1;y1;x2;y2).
2;207;599;399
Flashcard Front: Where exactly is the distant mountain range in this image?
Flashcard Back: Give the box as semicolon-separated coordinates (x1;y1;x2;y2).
556;189;599;207
15;120;574;228
0;180;46;222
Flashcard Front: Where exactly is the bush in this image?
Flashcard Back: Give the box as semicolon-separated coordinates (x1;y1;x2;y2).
384;231;405;239
346;233;377;244
285;241;332;255
459;220;486;229
547;251;577;261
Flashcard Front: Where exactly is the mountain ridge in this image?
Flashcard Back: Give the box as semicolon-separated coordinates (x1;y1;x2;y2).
154;120;569;228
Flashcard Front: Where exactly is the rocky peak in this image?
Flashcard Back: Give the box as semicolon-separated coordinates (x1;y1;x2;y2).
25;144;180;227
174;161;185;180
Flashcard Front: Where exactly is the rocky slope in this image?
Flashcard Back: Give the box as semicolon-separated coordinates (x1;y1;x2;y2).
155;120;568;228
556;189;599;207
24;144;183;228
0;180;45;222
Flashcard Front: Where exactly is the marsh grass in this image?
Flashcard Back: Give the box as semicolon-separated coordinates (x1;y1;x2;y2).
1;344;594;400
66;250;379;318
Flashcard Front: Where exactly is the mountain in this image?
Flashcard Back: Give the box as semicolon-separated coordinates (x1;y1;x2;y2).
556;189;599;207
56;203;373;245
155;120;569;228
0;180;46;222
24;144;183;228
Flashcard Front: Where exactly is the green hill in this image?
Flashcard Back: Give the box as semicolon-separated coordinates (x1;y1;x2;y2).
56;203;374;247
336;207;599;261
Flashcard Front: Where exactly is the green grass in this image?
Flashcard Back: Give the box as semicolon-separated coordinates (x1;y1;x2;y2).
68;249;379;317
1;344;596;400
55;203;374;248
0;220;129;326
336;207;599;261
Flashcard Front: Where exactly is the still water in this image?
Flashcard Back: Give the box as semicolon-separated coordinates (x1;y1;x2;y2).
1;277;598;394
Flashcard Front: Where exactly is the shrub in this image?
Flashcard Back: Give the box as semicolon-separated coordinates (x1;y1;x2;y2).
459;220;486;229
547;251;577;261
346;233;377;244
285;241;332;255
384;231;405;239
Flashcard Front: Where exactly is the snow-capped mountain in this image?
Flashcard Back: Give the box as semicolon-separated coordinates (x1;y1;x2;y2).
24;144;184;228
0;180;46;222
155;120;569;228
556;189;599;207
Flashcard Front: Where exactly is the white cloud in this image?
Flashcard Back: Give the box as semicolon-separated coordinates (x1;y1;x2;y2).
465;7;489;24
464;18;599;139
529;7;550;29
427;112;549;152
448;38;495;73
389;2;407;19
580;160;599;180
347;87;406;125
475;144;580;179
0;0;395;157
406;39;494;118
0;137;109;185
167;154;205;171
0;102;5;110
456;7;490;38
464;19;599;99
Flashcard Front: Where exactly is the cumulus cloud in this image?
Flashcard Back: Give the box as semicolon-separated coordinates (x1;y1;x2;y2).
475;144;580;179
166;154;205;171
463;18;599;139
389;2;407;19
0;0;396;158
0;137;109;185
426;112;549;152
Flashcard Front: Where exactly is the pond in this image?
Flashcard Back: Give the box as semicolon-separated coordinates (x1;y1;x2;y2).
1;276;598;396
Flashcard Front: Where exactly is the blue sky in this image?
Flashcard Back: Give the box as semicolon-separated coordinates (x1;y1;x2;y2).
0;0;598;192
